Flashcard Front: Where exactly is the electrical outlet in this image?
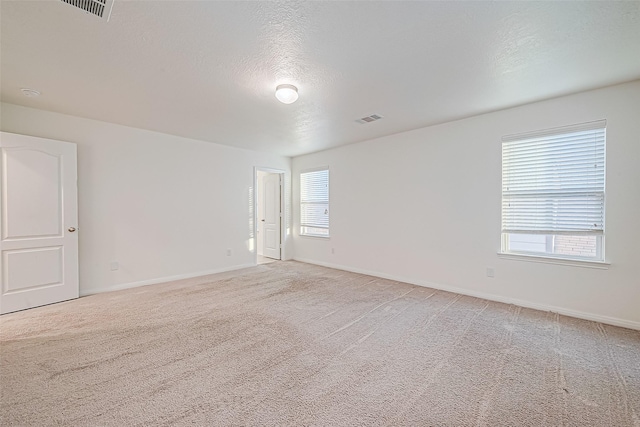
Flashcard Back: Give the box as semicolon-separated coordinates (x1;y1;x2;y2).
110;261;119;271
226;249;232;256
486;267;495;278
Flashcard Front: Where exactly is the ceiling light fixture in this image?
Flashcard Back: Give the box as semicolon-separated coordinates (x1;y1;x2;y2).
21;88;41;98
275;84;298;104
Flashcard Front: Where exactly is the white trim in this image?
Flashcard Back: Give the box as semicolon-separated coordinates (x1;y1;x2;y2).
80;263;254;297
298;234;330;240
293;257;639;331
501;119;607;142
497;252;610;269
300;165;329;174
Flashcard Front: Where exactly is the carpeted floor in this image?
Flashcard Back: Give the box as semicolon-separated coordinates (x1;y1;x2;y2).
1;261;639;426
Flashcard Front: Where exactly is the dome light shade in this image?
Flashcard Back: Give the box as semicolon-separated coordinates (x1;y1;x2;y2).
275;84;298;104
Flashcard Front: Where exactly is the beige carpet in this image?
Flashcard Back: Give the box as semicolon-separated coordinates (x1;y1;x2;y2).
1;261;639;426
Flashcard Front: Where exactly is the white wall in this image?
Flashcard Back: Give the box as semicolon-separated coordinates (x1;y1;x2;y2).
292;80;640;329
0;103;292;295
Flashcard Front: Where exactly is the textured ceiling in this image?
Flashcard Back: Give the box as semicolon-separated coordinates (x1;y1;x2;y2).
2;1;640;157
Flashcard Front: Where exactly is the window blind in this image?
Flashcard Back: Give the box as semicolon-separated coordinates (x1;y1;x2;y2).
300;168;329;236
501;120;605;235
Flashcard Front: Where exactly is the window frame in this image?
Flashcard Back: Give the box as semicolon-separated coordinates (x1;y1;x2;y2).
501;233;604;263
299;166;330;238
500;121;607;264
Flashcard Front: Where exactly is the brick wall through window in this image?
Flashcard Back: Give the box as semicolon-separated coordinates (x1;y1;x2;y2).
553;235;597;258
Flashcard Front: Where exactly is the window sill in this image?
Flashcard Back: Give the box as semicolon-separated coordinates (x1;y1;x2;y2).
299;234;330;239
497;252;610;269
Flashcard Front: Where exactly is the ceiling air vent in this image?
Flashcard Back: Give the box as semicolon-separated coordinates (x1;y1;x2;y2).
356;114;383;124
61;0;114;21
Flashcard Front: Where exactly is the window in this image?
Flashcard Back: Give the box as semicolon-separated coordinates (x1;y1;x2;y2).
501;120;606;262
300;167;329;237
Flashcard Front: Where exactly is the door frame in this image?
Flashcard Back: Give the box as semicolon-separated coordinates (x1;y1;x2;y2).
253;167;285;264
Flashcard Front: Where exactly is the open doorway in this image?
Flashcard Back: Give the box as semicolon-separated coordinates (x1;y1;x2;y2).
255;168;284;264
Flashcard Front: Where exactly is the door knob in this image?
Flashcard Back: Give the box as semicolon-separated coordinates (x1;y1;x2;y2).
68;227;76;232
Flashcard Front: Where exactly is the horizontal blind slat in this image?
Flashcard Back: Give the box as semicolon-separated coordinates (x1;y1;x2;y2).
501;124;605;235
300;168;329;234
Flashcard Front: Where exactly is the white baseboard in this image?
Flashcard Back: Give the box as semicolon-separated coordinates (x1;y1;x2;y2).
80;263;255;297
294;257;640;331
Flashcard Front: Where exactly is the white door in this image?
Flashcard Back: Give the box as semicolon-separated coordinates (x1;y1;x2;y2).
0;132;79;314
262;173;281;260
